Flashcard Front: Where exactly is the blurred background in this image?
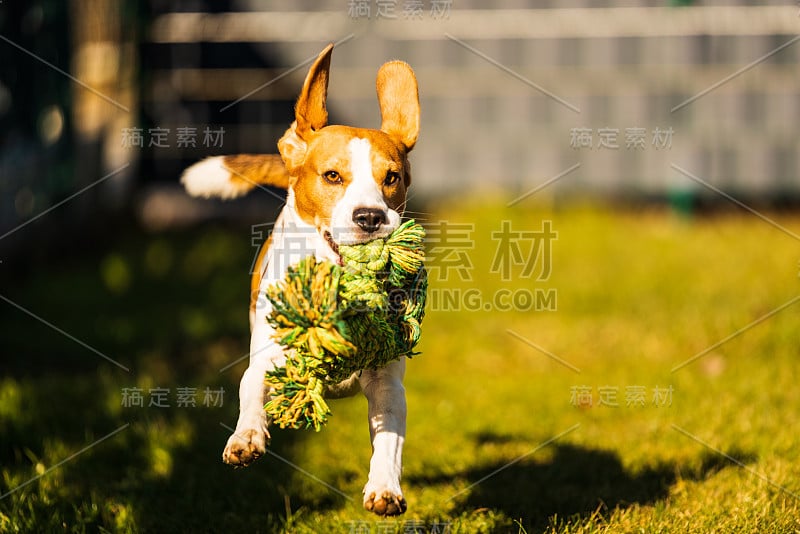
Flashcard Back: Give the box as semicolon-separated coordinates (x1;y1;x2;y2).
2;1;799;532
2;0;799;258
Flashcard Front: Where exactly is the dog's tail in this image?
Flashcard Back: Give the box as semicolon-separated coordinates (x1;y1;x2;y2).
181;154;289;199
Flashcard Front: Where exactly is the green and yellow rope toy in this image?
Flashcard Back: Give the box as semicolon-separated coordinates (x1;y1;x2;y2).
263;220;427;431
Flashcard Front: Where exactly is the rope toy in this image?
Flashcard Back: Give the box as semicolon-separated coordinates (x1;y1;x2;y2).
263;220;427;431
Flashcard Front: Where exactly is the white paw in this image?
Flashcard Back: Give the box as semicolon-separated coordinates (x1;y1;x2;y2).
363;482;407;516
222;428;269;467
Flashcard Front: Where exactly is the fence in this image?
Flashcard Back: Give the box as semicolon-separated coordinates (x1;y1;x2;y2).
143;1;799;202
2;1;798;247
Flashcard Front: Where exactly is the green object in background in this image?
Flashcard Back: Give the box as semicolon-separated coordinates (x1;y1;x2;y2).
263;220;427;431
667;188;696;217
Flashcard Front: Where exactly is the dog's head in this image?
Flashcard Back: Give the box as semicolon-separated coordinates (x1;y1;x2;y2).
277;44;420;250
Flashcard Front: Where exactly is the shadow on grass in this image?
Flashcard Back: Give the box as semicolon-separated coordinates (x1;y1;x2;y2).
1;384;347;531
411;432;756;532
112;416;347;532
0;220;354;532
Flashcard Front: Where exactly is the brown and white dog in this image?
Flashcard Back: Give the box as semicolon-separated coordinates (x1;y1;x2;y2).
181;44;419;516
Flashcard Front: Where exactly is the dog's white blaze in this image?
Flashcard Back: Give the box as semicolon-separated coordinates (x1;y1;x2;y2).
328;137;399;245
346;137;384;206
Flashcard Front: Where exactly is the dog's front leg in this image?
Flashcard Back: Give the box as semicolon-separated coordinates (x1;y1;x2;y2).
360;358;408;516
222;321;284;466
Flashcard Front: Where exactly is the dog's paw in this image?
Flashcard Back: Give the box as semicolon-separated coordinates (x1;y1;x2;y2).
222;428;268;467
363;488;407;516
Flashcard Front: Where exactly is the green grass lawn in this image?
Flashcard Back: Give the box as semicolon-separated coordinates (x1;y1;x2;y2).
2;199;800;533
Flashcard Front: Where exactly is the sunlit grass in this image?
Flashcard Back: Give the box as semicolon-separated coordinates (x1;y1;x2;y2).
2;201;800;532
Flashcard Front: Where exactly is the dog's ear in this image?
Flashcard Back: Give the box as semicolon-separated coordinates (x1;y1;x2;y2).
277;121;305;175
377;60;420;152
278;44;333;174
296;43;333;136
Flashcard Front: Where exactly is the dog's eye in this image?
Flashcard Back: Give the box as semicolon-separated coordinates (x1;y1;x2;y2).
384;171;401;186
323;170;342;184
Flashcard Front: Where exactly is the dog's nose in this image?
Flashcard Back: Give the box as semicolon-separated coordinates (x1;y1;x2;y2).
352;207;387;233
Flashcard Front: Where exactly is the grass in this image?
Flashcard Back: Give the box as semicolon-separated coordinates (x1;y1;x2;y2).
2;198;800;533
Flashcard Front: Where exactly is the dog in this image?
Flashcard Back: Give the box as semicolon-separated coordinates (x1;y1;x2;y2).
180;44;419;516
